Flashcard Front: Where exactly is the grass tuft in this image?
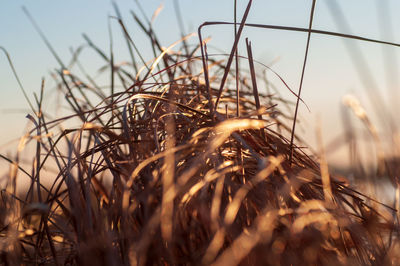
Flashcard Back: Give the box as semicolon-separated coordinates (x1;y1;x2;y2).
1;1;400;265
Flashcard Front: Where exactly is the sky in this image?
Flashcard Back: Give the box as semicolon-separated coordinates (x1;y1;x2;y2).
1;0;400;167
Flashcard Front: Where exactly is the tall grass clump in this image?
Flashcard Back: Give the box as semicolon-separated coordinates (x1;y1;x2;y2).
1;1;400;265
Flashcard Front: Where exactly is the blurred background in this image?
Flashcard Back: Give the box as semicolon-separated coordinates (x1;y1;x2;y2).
1;0;400;172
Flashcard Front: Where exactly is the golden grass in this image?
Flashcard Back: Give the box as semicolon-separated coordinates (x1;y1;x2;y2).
1;1;400;265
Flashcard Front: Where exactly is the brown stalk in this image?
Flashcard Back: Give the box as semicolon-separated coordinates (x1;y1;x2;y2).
289;0;317;164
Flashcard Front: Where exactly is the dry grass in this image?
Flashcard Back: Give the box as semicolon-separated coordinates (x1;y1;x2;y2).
1;1;400;265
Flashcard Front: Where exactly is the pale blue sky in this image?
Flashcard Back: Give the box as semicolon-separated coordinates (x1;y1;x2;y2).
1;0;400;166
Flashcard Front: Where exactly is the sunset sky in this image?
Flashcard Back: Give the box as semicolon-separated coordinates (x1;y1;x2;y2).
1;0;399;166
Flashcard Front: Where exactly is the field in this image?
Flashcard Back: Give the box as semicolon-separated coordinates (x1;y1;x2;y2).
1;1;400;265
